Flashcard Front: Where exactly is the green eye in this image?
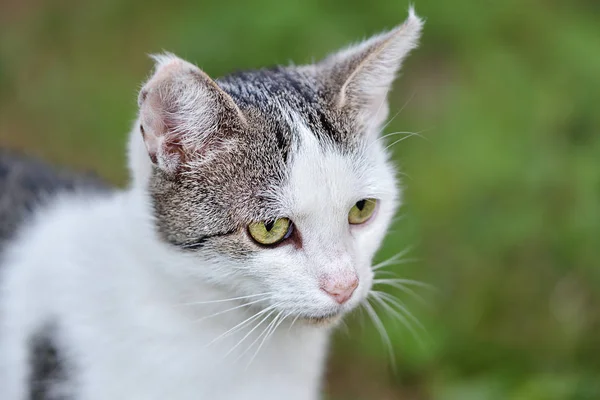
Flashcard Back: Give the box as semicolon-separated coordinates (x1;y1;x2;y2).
248;218;293;245
348;199;378;225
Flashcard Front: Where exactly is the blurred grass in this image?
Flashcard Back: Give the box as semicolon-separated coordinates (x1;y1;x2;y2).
1;0;599;399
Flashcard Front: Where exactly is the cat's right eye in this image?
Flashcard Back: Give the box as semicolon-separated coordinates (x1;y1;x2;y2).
248;218;293;246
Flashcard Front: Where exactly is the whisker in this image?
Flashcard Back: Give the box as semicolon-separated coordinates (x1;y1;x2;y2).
288;314;301;332
179;292;275;306
375;258;420;270
337;318;351;337
374;270;398;278
381;92;416;132
372;246;414;271
246;311;289;369
356;303;367;331
237;312;281;364
370;291;425;348
374;291;430;342
384;130;430;151
363;300;396;372
379;131;421;142
368;131;421;152
192;296;271;323
391;213;407;224
205;303;280;347
372;278;436;291
373;280;428;307
223;307;279;358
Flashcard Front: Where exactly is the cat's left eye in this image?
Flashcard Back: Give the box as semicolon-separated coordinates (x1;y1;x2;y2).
248;218;293;246
348;199;378;225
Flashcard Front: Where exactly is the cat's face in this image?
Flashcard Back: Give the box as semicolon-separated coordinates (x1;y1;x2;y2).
131;12;422;323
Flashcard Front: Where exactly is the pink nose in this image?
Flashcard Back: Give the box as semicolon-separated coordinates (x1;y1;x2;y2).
320;276;359;304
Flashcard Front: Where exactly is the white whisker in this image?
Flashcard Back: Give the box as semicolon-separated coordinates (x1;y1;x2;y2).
384;130;430;151
373;279;428;307
246;311;289;369
288;314;301;332
356;303;367;331
391;213;407;224
367;130;420;152
363;300;396;372
381;92;416;132
206;303;280;347
374;291;430;343
337;318;350;337
237;313;280;364
370;291;425;348
224;307;279;358
373;278;436;291
192;296;271;323
377;257;420;269
372;246;414;271
179;292;275;306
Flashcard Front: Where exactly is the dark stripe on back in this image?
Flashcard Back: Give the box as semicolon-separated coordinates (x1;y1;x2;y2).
29;325;69;400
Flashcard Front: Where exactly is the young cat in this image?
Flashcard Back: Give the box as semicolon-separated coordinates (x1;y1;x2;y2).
0;9;423;400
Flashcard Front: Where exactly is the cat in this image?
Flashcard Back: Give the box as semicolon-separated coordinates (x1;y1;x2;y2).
0;9;423;400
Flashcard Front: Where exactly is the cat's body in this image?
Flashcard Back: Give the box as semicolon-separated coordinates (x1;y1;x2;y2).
0;10;423;400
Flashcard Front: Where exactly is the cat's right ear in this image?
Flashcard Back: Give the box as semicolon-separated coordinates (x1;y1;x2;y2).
137;53;246;174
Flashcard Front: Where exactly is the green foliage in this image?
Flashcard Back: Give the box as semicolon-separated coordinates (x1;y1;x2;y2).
1;0;599;398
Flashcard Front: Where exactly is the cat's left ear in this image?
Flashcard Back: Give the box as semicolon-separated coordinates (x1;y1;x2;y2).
318;8;423;129
136;53;246;175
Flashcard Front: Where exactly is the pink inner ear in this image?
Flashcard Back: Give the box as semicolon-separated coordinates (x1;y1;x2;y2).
138;84;188;173
139;125;157;164
140;123;186;174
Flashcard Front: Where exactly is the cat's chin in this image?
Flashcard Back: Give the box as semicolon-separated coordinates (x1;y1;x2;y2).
301;313;344;328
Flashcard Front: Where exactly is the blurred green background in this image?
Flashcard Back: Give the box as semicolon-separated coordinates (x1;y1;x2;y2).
1;0;599;399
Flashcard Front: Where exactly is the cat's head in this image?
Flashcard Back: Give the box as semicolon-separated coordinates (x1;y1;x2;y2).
129;10;423;324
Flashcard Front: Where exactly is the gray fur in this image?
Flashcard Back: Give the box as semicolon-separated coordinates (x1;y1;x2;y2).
148;66;365;254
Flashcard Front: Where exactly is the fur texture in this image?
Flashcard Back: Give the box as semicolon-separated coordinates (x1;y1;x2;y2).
0;151;107;254
0;9;423;400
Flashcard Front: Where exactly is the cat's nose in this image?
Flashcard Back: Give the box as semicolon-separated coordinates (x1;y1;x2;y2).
320;275;359;304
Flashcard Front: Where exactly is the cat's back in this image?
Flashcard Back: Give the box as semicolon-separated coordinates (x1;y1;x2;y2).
0;150;108;254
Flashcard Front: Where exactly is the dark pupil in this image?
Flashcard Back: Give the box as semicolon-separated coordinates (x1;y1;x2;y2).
356;200;366;211
265;220;275;231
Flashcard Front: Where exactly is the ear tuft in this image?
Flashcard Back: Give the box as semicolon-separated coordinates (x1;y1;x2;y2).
149;52;181;70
